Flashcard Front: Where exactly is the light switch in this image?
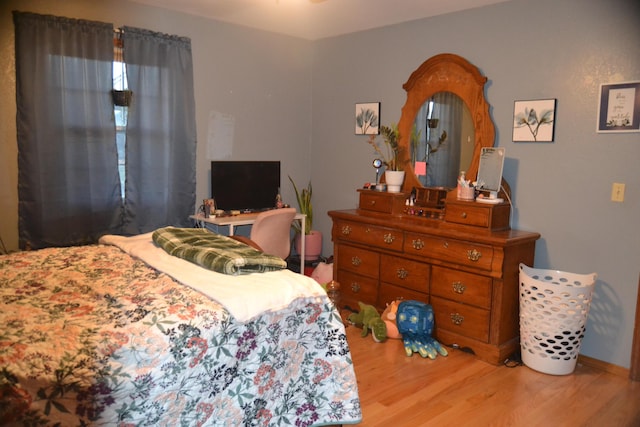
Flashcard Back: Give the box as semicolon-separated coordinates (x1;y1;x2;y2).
611;183;625;202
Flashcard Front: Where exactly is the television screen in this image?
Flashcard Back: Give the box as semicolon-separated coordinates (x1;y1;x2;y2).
211;161;281;212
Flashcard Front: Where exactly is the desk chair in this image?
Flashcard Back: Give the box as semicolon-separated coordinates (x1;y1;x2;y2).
244;208;296;259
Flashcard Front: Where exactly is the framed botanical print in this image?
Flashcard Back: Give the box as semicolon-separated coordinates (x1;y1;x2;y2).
355;102;380;135
513;99;556;142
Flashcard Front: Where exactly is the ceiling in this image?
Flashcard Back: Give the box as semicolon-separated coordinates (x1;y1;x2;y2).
127;0;510;40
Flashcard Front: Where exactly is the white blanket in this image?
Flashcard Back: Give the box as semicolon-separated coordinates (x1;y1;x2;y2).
100;233;326;322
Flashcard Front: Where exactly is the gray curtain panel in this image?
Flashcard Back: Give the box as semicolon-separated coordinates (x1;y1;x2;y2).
14;13;197;248
14;12;122;249
121;27;197;235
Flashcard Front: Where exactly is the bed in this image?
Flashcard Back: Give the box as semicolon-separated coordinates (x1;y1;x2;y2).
0;230;362;426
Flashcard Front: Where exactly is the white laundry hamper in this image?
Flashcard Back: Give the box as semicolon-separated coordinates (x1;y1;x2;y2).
518;263;597;375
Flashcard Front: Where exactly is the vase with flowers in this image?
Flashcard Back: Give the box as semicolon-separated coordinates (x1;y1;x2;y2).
367;124;406;192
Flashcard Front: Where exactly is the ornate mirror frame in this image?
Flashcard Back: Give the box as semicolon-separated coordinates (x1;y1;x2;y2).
397;53;495;192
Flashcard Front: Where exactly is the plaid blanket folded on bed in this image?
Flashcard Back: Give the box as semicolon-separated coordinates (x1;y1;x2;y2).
152;226;287;275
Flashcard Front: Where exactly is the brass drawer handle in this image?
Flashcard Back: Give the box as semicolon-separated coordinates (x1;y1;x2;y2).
369;200;376;205
341;225;352;235
460;212;467;219
351;256;361;266
450;313;464;325
351;282;361;293
412;239;424;250
467;249;482;262
452;281;466;294
397;268;409;279
383;233;395;244
443;241;449;249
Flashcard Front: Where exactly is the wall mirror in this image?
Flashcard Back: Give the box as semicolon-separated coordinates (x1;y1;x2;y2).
397;53;496;192
411;91;475;188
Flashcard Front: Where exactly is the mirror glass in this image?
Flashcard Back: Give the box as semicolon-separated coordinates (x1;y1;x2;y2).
397;53;496;193
476;147;505;193
411;92;475;188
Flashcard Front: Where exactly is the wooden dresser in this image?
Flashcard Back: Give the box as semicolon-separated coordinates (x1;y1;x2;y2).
329;189;540;365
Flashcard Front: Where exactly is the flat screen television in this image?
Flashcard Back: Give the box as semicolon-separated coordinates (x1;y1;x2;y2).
211;161;281;212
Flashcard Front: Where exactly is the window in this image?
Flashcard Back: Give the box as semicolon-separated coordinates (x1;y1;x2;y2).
113;40;128;199
15;13;196;248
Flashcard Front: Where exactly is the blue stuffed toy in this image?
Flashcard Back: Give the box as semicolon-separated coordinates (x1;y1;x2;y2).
396;300;448;359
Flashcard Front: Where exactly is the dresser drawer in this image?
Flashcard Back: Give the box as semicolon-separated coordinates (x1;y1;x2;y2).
380;254;429;292
337;270;378;308
445;200;510;230
336;244;379;279
359;191;394;213
431;266;492;309
432;296;490;343
334;220;403;252
378;283;428;307
358;190;407;214
404;233;493;271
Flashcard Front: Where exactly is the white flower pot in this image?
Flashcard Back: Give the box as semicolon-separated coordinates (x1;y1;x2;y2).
385;170;405;193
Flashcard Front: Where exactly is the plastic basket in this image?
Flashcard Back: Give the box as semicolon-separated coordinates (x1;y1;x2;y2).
519;263;596;375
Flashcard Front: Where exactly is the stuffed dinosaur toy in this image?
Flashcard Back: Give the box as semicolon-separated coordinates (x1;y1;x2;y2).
347;302;387;342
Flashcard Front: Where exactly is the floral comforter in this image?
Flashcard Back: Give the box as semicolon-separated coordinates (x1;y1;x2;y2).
0;244;361;426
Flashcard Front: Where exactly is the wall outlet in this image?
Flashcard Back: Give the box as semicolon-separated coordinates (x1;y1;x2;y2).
611;182;625;202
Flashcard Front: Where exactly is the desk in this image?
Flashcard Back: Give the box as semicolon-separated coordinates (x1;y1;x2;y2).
190;212;306;274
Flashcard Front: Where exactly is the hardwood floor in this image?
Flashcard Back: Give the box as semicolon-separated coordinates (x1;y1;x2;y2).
344;320;640;427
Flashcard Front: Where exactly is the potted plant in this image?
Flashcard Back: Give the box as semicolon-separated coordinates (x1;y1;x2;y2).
288;176;322;261
367;123;407;192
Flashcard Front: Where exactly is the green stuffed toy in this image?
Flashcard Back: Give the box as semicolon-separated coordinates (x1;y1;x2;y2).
347;302;387;343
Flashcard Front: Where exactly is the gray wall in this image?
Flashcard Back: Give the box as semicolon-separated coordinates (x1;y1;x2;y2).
1;0;639;369
311;0;640;369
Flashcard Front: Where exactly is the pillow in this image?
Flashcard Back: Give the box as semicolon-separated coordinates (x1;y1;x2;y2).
311;262;333;285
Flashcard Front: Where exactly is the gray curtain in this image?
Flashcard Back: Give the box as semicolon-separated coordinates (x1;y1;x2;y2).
121;27;196;235
14;12;122;249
